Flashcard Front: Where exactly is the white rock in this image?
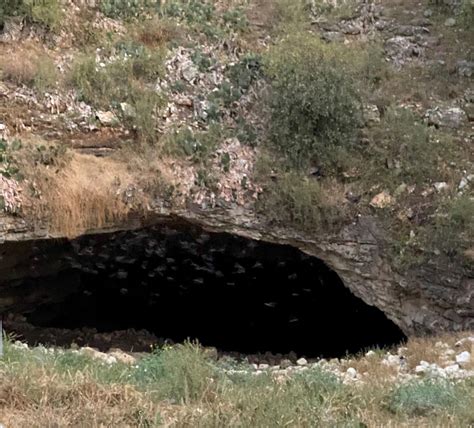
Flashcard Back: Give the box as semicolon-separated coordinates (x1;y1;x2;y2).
251;363;258;370
346;367;357;378
433;182;449;192
258;364;269;370
455;351;471;366
459;177;469;190
444;364;460;374
365;350;376;357
296;358;308;366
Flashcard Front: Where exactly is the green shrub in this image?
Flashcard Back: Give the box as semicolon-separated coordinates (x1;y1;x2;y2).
265;33;362;171
388;379;468;416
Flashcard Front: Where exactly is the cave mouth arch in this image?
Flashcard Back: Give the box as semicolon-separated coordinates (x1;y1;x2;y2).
7;223;406;358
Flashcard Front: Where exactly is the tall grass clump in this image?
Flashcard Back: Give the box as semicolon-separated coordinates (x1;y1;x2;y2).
265;33;362;171
388;379;470;416
133;342;218;403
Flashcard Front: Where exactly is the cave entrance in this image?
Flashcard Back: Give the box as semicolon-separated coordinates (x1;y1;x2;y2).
6;223;406;358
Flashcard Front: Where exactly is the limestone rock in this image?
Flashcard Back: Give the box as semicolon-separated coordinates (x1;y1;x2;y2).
385;36;422;67
425;106;467;129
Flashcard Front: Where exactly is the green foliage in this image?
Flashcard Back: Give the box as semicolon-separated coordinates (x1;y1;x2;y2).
367;108;440;188
388;379;469;416
134;342;217;403
433;195;474;259
0;138;21;178
159;0;248;38
265;33;362;171
256;168;345;232
99;0;159;20
0;0;62;30
163;125;224;164
228;53;263;92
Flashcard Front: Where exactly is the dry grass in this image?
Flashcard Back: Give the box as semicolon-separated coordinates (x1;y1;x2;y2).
0;44;58;91
0;369;159;427
34;155;137;237
133;17;183;47
0;50;38;87
13;138;145;237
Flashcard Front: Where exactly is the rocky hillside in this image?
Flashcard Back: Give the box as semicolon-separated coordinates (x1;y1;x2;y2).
0;0;473;334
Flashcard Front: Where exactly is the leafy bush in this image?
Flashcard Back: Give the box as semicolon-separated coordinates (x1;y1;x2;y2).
265;33;362;171
388;379;467;416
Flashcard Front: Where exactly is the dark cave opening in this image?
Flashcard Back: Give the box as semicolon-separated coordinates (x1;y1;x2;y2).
5;224;406;358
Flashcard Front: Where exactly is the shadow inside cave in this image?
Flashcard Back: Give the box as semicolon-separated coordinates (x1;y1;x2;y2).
5;224;407;358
